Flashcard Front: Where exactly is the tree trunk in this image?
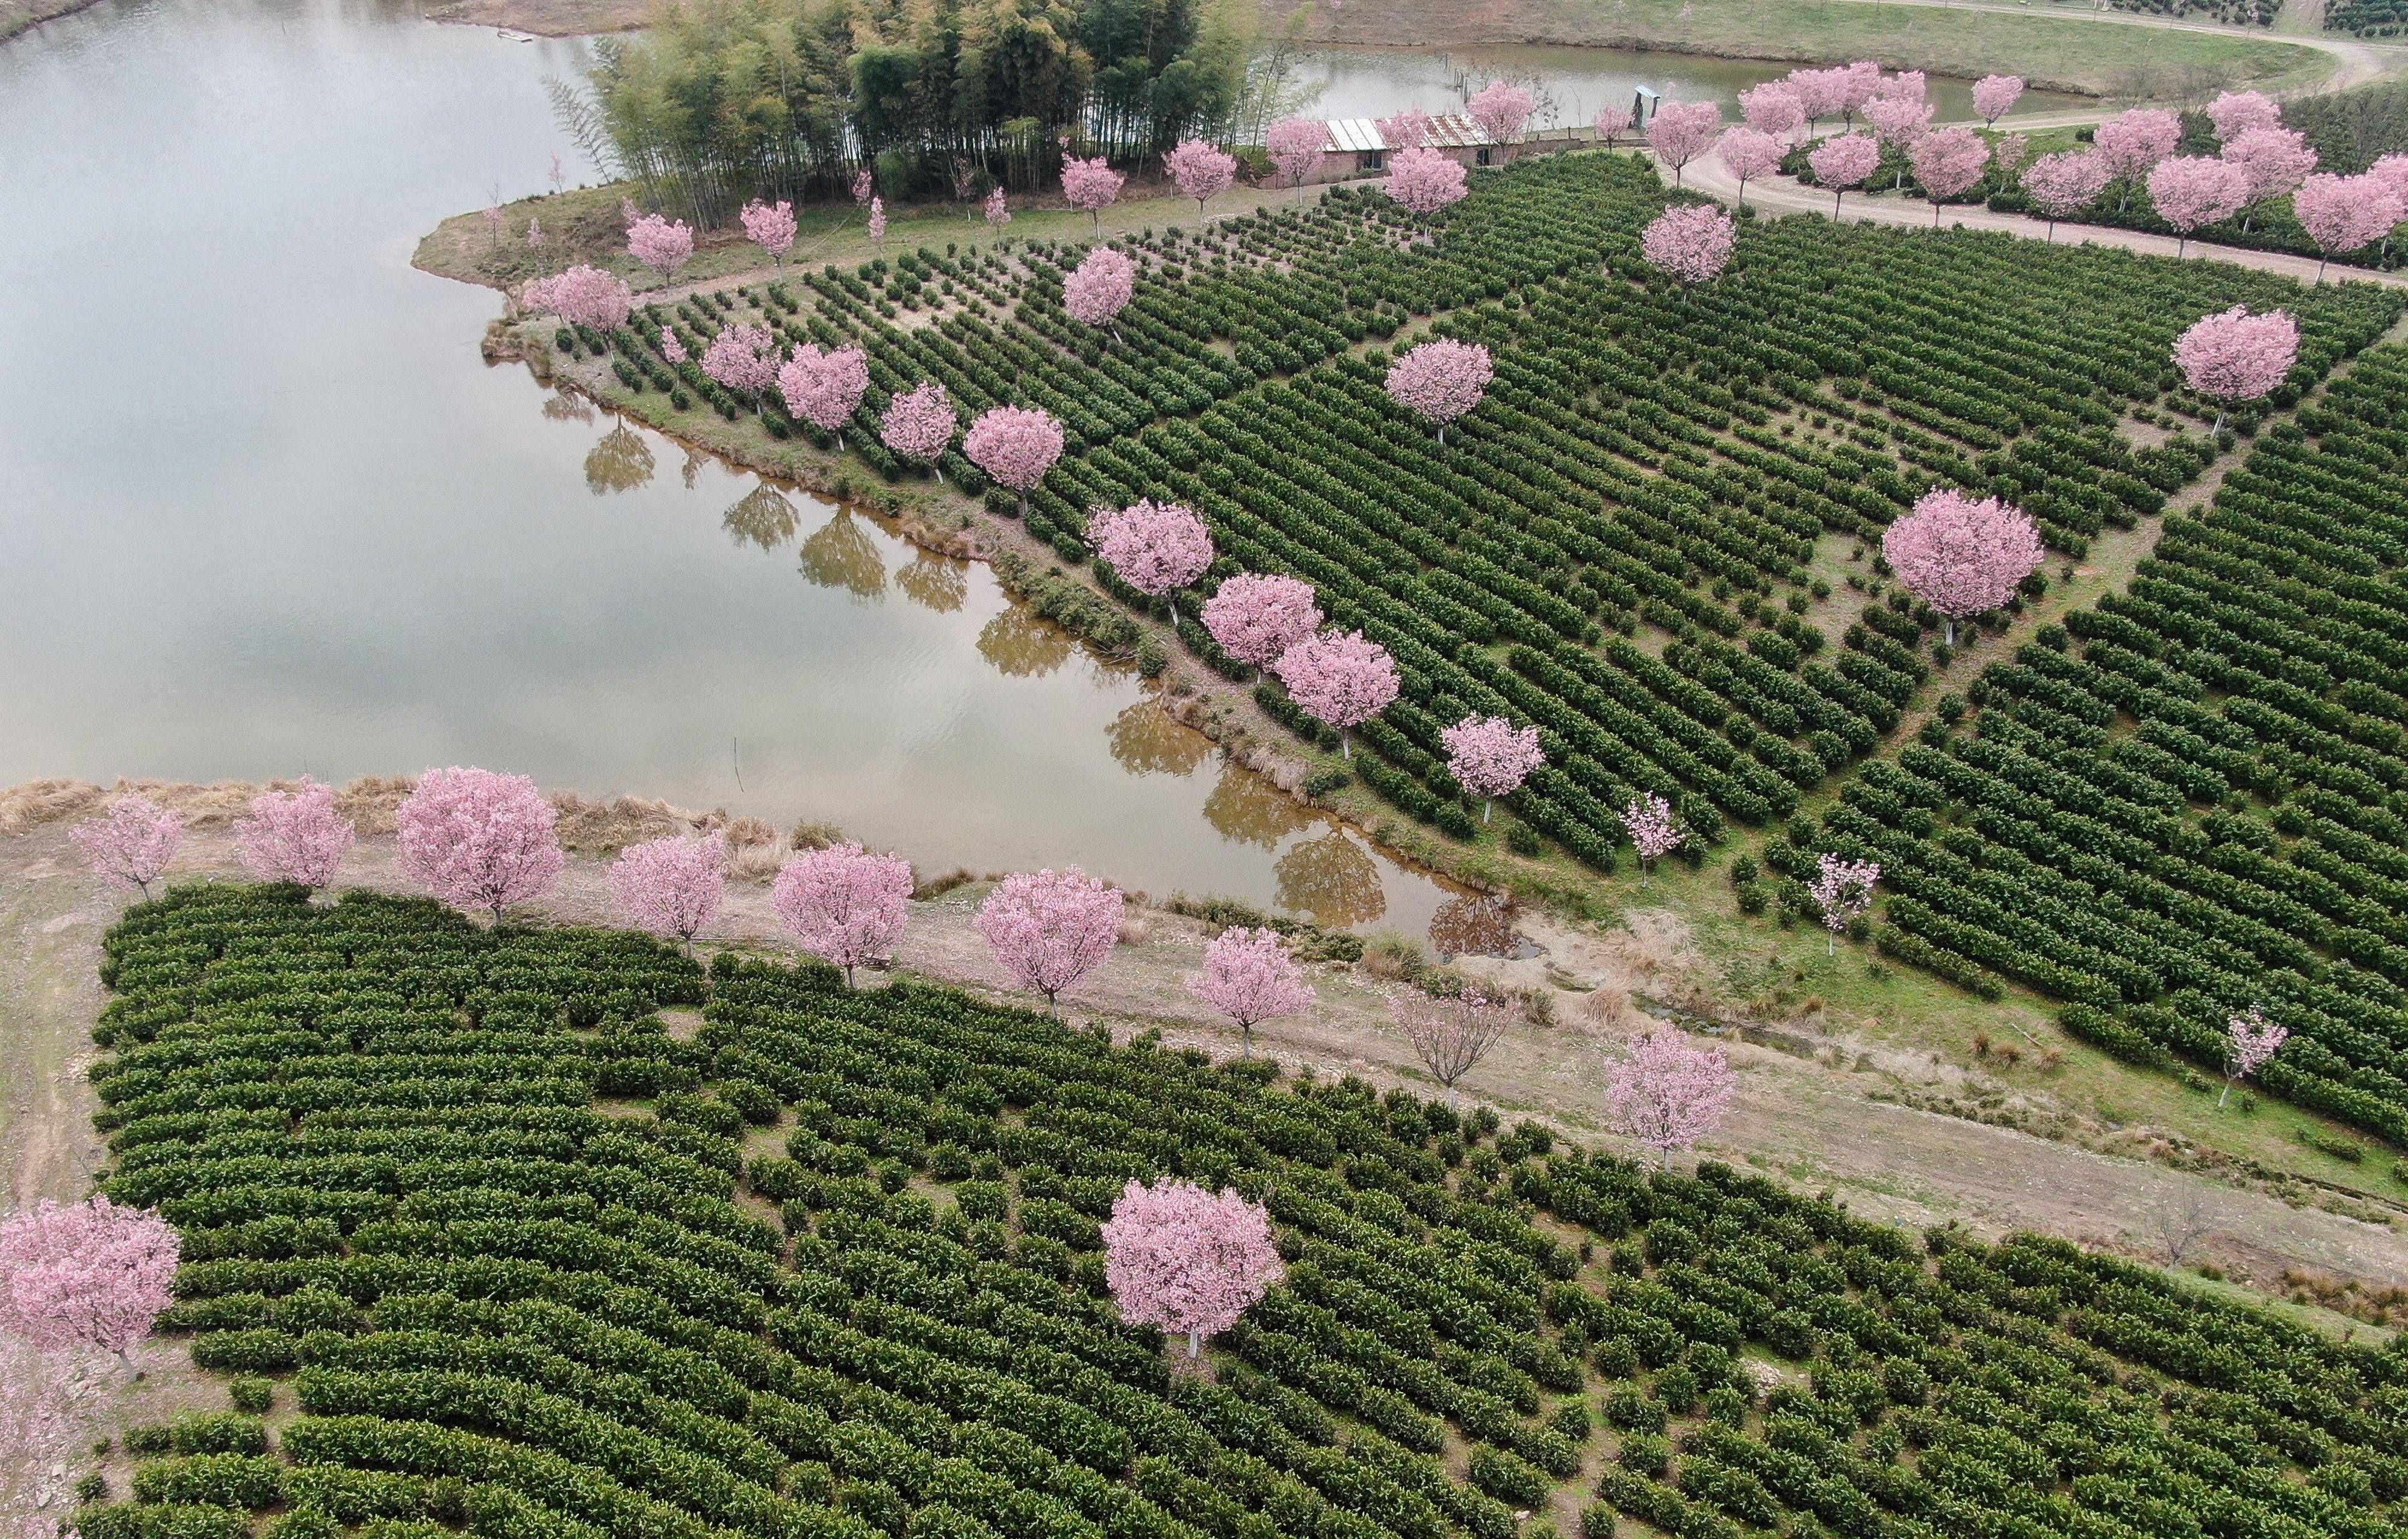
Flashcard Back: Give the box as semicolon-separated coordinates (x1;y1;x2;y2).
1339;730;1351;760
2220;1077;2233;1107
1241;1025;1253;1059
1832;189;1843;217
1187;1329;1202;1358
1828;932;1837;958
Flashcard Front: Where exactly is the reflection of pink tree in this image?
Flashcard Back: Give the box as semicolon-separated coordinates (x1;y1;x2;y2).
1604;1031;1735;1167
609;833;725;952
1441;714;1544;823
1272;630;1400;758
1202;574;1321;669
1881;488;2046;644
1103;1180;1283;1358
1188;926;1315;1057
235;779;353;891
0;1197;179;1370
71;794;184;898
1388;986;1515;1108
1807;853;1881;956
1620;793;1682;887
975;867;1123;1011
2221;1006;2286;1107
775;842;913;985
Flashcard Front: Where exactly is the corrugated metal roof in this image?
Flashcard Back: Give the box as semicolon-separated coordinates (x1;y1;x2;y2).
1320;113;1497;153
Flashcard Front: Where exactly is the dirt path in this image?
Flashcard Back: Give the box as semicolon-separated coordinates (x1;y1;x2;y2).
9;814;2404;1305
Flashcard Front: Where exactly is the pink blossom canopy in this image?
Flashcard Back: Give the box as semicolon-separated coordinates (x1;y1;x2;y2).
1201;574;1323;667
0;1197;179;1361
1102;1178;1284;1352
1267;117;1326;187
2206;89;2282;143
1808;852;1881;933
867;196;886;242
70;793;183;895
1784;66;1850;125
1466;80;1536;149
1604;1030;1736;1165
1807;132;1882;194
2148;155;2250;234
1882;488;2046;621
1839;60;1883;116
852;168;875;204
1737;82;1805;138
1863;92;1933;149
625;212;694;280
2226;1006;2288;1080
780;343;871;435
740;198;796;260
1911;128;1991;203
1646;100;1724;182
2294;172;2403;257
1377;107;1435;149
1165;138;1237;210
1273;629;1401;732
2094;109;2181;184
660;327;686;364
974;867;1125;1005
1640;203;1736;284
881;381;957;466
1061;155;1126;217
1441;714;1545;799
1383;145;1469;217
2221;126;2318;206
774;841;913;982
1091;499;1214;598
1717;128;1786;188
235;778;354;890
963;405;1065;493
1064;245;1138;329
1621;793;1683;864
521;265;633;333
1972;73;2024;125
703;324;781;395
984;186;1011;228
395;766;564;921
609;832;725;946
1593;102;1634;143
2020;149;2114;221
2174;305;2298;406
1187;926;1315;1033
1385;337;1494;427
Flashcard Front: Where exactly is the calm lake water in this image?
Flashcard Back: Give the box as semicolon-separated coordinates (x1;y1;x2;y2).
0;0;1478;934
1290;43;2088;126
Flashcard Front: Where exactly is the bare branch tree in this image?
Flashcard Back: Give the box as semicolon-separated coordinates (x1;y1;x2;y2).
1386;987;1516;1109
2151;1188;2216;1267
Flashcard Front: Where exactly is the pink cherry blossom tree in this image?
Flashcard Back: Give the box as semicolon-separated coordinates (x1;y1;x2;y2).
1785;66;1849;130
984;186;1010;230
1646;99;1723;187
974;867;1125;1011
1837;60;1882;126
521;265;634;333
1972;73;2024;128
1807;132;1881;216
625;212;694;286
2206;88;2282;143
963;405;1065;515
1640;203;1736;284
1717;128;1786;209
1604;1030;1735;1167
2094;110;2181;209
1272;629;1400;757
1738;81;1805;140
1881;488;2046;644
1466;79;1536;161
881;380;957;477
779;342;871;446
234;779;353;891
1064;245;1138;333
740;198;796;273
2294;172;2401;279
867;196;887;246
774;841;913;985
1376;106;1435;149
1165;138;1237;224
1993;133;2032;182
2174;305;2298;434
1091;500;1214;616
395;766;564;923
1442;714;1544;823
609;832;725;952
1062;156;1125;228
1593;101;1634;147
2221;126;2317;230
1911;128;1991;223
1267;117;1326;199
1102;1178;1284;1358
2019;149;2113;240
1864;93;1934;186
70;794;182;898
1807;852;1881;955
1620;792;1683;886
660;326;686;364
527;215;544;249
2148;155;2250;255
703;324;781;403
1187;926;1315;1056
2221;1005;2286;1106
1383;145;1469;228
852;168;875;206
1385;336;1493;444
1387;986;1516;1107
1875;67;1925;105
1201;574;1322;669
0;1197;178;1370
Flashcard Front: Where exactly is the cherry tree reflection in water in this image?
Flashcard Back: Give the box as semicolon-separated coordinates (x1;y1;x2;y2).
1274;829;1386;929
541;389;595;426
722;484;799;551
978;607;1076;678
1202;763;1319;850
796;510;886;601
583;423;655;495
1428;894;1521;961
1107;701;1215;778
896;551;969;613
